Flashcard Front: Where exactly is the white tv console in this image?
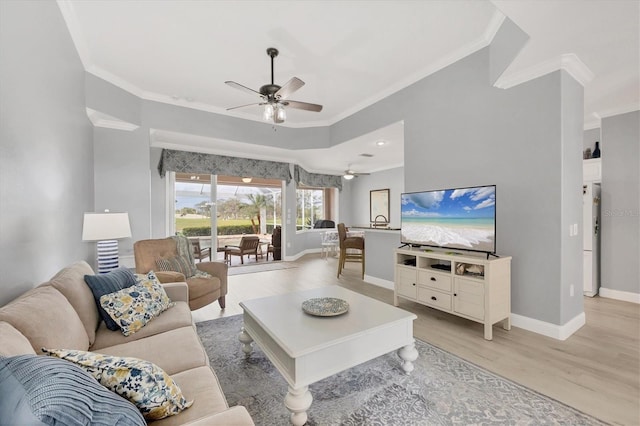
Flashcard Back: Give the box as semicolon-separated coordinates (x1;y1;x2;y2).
393;247;512;340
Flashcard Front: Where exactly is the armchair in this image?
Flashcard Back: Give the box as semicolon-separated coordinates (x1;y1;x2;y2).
225;236;261;265
133;237;227;310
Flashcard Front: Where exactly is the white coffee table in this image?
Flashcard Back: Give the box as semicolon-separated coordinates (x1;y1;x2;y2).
238;286;418;425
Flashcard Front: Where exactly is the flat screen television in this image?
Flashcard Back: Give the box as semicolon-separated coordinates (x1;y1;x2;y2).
401;185;496;254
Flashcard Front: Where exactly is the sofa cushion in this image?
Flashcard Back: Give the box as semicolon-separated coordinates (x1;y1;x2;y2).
84;267;138;331
0;354;145;425
91;301;192;350
0;286;89;352
150;366;229;426
43;349;193;421
46;261;100;346
0;322;36;357
93;326;208;376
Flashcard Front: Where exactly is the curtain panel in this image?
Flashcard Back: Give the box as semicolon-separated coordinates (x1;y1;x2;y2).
158;149;291;183
294;165;342;190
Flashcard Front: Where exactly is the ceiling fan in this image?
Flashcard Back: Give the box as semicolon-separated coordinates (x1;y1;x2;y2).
225;48;323;124
343;168;370;180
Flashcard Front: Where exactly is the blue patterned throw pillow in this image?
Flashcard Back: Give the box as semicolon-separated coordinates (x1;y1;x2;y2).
99;271;173;336
84;267;138;331
0;354;145;425
42;349;192;421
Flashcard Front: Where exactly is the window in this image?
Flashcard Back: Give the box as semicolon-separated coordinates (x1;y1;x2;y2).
174;173;212;236
296;186;337;231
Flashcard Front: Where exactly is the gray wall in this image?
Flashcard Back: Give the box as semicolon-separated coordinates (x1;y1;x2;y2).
329;43;583;325
0;1;94;306
601;111;640;294
559;72;585;323
347;167;404;228
93;127;151;258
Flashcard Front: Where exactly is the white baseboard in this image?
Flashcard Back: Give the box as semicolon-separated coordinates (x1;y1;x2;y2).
364;275;394;290
283;248;321;262
511;311;585;341
599;287;640;304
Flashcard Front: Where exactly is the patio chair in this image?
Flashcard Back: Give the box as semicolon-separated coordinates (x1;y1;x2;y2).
225;236;261;265
190;238;211;262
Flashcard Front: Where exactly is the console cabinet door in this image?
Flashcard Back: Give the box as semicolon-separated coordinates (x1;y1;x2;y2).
453;278;485;320
396;267;417;300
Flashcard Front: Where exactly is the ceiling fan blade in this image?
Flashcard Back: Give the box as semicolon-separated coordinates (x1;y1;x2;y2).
226;102;261;111
285;100;323;112
345;169;370;176
275;77;305;100
225;81;263;98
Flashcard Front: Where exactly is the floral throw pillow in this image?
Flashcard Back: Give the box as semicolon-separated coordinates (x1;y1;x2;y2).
42;349;192;420
99;272;173;336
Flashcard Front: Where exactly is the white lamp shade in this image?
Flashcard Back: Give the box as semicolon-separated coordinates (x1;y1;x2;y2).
82;212;132;241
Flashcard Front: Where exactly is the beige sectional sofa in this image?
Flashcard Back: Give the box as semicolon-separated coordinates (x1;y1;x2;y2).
0;261;254;425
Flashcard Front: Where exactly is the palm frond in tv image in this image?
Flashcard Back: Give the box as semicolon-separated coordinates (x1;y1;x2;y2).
400;185;496;253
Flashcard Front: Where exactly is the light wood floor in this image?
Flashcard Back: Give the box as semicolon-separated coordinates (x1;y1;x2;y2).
192;254;640;426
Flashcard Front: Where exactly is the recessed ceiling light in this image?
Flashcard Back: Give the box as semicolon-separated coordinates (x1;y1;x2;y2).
376;140;386;146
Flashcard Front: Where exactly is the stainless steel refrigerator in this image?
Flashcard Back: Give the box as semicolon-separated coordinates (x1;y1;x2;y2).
583;182;601;297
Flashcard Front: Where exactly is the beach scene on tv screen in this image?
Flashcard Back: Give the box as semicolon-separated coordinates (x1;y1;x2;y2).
401;186;495;252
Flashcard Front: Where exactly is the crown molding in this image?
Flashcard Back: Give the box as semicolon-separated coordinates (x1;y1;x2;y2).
598;103;640;119
86;108;139;131
57;0;91;69
583;103;640;129
561;54;595;86
59;0;505;129
328;11;505;126
494;53;595;89
584;119;601;130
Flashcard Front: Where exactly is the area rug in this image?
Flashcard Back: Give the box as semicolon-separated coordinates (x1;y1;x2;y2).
196;315;605;426
227;261;298;276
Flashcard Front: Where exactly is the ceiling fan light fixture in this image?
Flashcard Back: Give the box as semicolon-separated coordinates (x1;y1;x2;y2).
263;103;274;121
275;104;286;123
343;173;355;180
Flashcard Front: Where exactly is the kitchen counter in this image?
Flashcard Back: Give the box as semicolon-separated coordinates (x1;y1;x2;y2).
350;225;401;231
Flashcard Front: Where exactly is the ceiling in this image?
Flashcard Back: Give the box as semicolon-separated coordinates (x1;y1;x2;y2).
59;0;639;175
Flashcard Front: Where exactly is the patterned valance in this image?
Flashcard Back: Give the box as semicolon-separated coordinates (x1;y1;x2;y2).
158;149;291;183
294;165;342;190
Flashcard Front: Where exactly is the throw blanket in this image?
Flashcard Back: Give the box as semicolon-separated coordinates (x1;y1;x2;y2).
171;235;212;279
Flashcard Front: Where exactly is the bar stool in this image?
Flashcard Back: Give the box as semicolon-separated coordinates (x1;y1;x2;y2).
336;223;365;279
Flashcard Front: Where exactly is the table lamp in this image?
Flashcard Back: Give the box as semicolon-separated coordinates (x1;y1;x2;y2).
82;211;132;274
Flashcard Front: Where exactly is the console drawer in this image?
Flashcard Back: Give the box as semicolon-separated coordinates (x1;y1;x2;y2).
418;270;452;292
418;287;451;311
